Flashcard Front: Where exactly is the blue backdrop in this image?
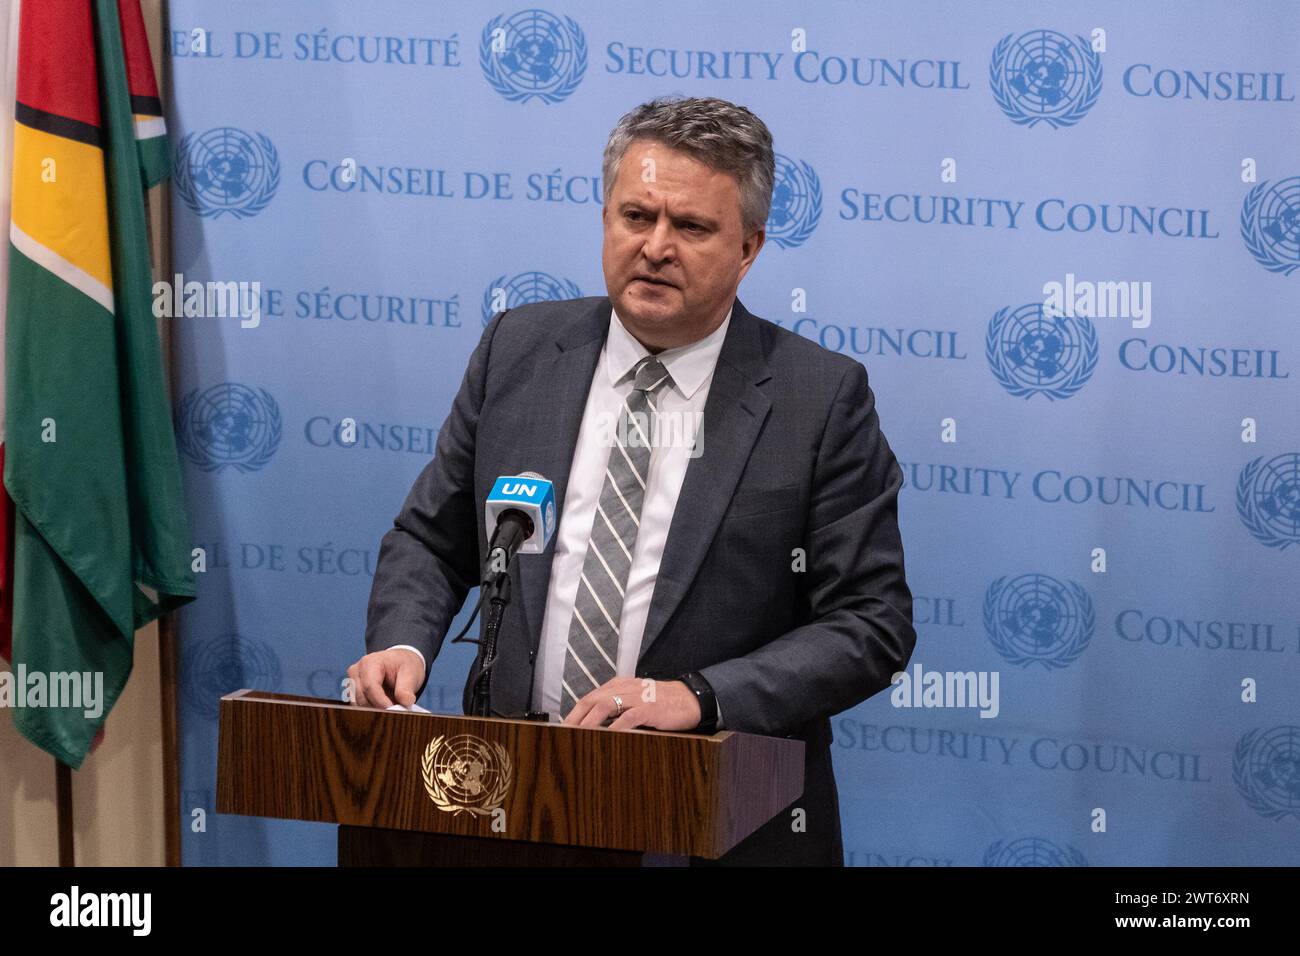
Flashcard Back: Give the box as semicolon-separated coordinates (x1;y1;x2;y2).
166;0;1300;866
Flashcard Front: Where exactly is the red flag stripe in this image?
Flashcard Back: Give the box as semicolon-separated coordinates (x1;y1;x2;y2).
117;0;161;110
16;0;101;128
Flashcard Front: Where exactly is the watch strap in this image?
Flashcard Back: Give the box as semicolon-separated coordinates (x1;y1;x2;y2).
678;671;718;734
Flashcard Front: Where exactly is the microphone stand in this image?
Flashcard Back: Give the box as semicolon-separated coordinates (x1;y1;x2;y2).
460;509;550;721
469;568;510;717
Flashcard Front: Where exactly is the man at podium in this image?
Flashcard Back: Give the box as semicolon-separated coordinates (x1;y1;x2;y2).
348;96;916;866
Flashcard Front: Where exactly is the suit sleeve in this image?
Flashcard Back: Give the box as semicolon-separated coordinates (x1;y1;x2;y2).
363;311;508;687
697;361;916;736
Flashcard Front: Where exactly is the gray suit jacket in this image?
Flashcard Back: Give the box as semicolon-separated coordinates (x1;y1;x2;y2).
364;295;916;865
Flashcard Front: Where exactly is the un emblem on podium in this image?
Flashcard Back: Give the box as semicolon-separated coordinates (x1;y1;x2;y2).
421;734;513;817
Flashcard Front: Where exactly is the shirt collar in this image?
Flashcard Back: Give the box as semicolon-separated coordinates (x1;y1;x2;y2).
605;303;733;401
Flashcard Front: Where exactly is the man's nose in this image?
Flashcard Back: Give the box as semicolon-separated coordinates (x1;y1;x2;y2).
640;218;677;263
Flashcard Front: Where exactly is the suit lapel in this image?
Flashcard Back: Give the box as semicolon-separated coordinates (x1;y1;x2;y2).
638;297;771;661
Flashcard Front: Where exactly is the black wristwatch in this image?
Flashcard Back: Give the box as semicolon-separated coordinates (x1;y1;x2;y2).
677;671;718;734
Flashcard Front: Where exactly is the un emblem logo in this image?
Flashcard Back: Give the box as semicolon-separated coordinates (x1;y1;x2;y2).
174;127;280;219
1234;727;1300;821
182;633;283;721
480;9;587;104
765;154;822;249
176;383;282;473
482;271;583;325
984;837;1088;867
986;302;1098;400
990;29;1102;128
1240;176;1300;276
421;734;513;817
984;573;1094;669
1235;452;1300;550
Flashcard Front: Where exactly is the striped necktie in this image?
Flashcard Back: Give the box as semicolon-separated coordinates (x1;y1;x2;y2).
559;355;673;716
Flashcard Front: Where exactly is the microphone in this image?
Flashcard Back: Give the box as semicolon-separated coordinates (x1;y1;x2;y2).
466;471;556;719
483;471;556;579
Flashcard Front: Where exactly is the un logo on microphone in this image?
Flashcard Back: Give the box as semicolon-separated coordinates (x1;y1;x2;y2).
174;127;280;219
1240;176;1300;276
983;573;1094;670
176;382;282;474
1235;452;1300;550
1234;726;1300;821
765;154;822;249
990;29;1102;129
482;271;583;325
986;302;1098;400
480;9;587;104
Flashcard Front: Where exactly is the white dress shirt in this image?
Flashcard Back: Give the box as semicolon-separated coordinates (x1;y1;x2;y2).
397;304;732;727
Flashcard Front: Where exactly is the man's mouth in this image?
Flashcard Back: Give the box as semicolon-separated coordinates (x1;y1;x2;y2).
633;276;677;289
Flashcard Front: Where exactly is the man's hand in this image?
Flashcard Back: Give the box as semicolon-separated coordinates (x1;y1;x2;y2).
562;677;701;731
346;648;426;708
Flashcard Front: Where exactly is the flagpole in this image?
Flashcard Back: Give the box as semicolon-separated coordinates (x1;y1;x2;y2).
159;612;181;866
144;157;182;869
55;761;73;865
151;0;180;866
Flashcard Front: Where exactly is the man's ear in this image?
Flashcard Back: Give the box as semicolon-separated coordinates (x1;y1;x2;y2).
737;227;765;281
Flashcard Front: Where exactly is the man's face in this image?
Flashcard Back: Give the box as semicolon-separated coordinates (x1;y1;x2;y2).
602;139;764;352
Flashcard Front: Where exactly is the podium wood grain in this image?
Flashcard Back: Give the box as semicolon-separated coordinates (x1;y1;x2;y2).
216;690;804;863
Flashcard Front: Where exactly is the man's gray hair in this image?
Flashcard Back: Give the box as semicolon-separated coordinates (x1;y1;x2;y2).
602;96;775;236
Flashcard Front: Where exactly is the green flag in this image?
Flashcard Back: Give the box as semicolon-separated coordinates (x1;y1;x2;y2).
3;0;194;767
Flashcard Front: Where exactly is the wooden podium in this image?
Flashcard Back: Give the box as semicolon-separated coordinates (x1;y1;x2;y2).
216;690;805;865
